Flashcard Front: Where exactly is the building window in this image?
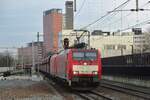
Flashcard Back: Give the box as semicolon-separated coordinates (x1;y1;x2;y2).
104;45;115;50
118;45;126;50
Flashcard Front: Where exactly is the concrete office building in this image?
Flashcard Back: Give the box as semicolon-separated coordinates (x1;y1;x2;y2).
133;34;145;53
62;30;133;57
43;9;63;54
65;1;74;29
91;35;134;57
18;42;44;65
61;30;146;57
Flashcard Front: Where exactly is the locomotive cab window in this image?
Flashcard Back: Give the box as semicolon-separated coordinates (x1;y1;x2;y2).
85;52;97;60
73;52;84;60
73;51;97;61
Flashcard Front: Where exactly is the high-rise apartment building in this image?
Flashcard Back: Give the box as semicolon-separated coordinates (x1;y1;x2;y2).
43;9;62;54
65;1;74;29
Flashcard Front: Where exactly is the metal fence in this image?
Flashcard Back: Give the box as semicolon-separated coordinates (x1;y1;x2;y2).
102;53;150;80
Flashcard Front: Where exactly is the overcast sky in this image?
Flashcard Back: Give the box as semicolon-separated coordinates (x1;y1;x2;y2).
0;0;150;48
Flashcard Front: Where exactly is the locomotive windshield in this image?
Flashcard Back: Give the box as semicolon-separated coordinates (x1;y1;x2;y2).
73;51;97;60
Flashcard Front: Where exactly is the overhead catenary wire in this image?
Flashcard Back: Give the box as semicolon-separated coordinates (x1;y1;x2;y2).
140;1;150;8
101;1;150;32
94;0;128;29
75;0;86;18
80;0;132;29
101;1;150;30
115;18;150;32
89;19;150;41
94;0;130;31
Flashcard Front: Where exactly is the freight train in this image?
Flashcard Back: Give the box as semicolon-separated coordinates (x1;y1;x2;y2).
39;48;102;89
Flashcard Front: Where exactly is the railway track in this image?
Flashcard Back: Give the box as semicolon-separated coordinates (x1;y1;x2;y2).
75;91;113;100
42;73;150;100
45;75;114;100
101;80;150;100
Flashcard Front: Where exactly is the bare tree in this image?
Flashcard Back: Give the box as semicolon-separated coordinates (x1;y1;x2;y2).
0;52;14;67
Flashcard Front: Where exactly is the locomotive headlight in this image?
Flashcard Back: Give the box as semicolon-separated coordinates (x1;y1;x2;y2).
93;71;98;75
73;71;79;74
84;62;87;65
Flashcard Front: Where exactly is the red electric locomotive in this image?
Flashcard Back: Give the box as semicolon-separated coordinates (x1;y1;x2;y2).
39;48;102;89
47;48;102;89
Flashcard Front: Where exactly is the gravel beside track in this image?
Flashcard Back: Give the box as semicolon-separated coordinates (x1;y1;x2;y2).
0;75;64;100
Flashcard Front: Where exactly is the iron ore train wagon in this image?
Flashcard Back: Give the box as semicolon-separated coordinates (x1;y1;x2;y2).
39;48;102;89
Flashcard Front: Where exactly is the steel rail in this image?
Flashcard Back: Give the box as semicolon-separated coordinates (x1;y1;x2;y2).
101;80;150;99
75;93;95;100
90;91;113;100
75;91;113;100
101;80;150;94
